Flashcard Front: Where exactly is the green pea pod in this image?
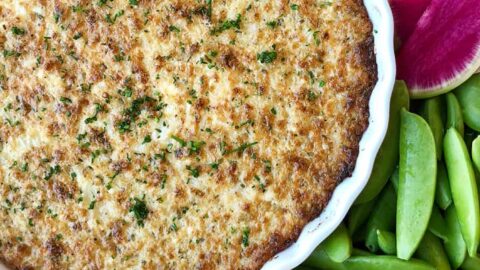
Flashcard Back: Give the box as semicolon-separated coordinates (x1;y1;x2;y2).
351;248;372;256
435;161;453;210
454;74;480;132
321;223;352;263
390;166;399;193
377;230;396;255
348;199;376;235
421;96;445;160
415;231;450;270
356;81;410;204
444;128;480;256
464;127;479;152
303;248;347;270
397;109;437;260
444;205;467;269
472;136;480;173
365;184;397;252
446;93;464;137
428;205;449;241
461;255;480;270
343;256;435;270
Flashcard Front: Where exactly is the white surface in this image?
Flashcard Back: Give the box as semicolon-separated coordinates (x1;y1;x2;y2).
261;0;396;269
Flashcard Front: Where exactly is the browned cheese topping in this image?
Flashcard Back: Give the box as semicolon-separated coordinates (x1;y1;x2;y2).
0;0;376;269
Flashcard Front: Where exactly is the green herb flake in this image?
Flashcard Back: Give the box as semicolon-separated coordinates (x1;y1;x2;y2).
142;135;152;144
225;142;258;155
257;51;277;64
88;200;96;210
290;4;299;10
186;165;200;178
211;14;241;34
171;135;187;147
129;197;149;226
169;25;181;33
242;227;250;247
60;97;72;104
266;21;278;29
11;27;26;36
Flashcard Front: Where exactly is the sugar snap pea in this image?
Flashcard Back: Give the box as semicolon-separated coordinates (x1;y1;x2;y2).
446;93;464;137
444;127;480;256
415;231;450;270
428;205;449;241
376;230;396;255
343;256;435;270
356;81;410;204
444;206;467;269
390;166;399;192
365;184;397;252
435;161;453;210
472;136;480;173
303;248;347;270
321;223;352;263
397;109;437;260
454;74;480;132
464;127;479;152
421;96;445;160
351;248;372;256
460;255;480;270
348;199;376;235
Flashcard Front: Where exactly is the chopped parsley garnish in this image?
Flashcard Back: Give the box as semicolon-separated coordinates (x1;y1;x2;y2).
129;197;149;226
169;25;180;33
60;97;72;104
308;91;318;101
129;0;139;6
142;135;152;144
171;135;187;147
106;10;124;24
257;50;277;64
88;200;96;210
242;227;250;247
225;142;258;155
255;175;266;192
266;20;278;29
119;86;133;97
114;53;126;62
211;14;241;34
44;165;61;181
270;107;277;115
186;165;200;178
196;0;212;19
313;31;321;46
85;103;103;124
11;27;26;36
188;140;205;154
210;162;219;170
290;4;299;10
73;33;82;40
97;0;108;7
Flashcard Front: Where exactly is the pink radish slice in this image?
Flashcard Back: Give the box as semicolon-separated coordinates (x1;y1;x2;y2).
396;0;480;99
389;0;431;44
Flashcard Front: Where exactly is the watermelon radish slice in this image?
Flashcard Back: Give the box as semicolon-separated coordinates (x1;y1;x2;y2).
389;0;431;45
396;0;480;99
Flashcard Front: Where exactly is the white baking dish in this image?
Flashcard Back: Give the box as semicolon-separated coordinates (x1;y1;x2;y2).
261;1;396;269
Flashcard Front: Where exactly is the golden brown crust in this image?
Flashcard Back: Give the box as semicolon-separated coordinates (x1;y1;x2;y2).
0;0;376;269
